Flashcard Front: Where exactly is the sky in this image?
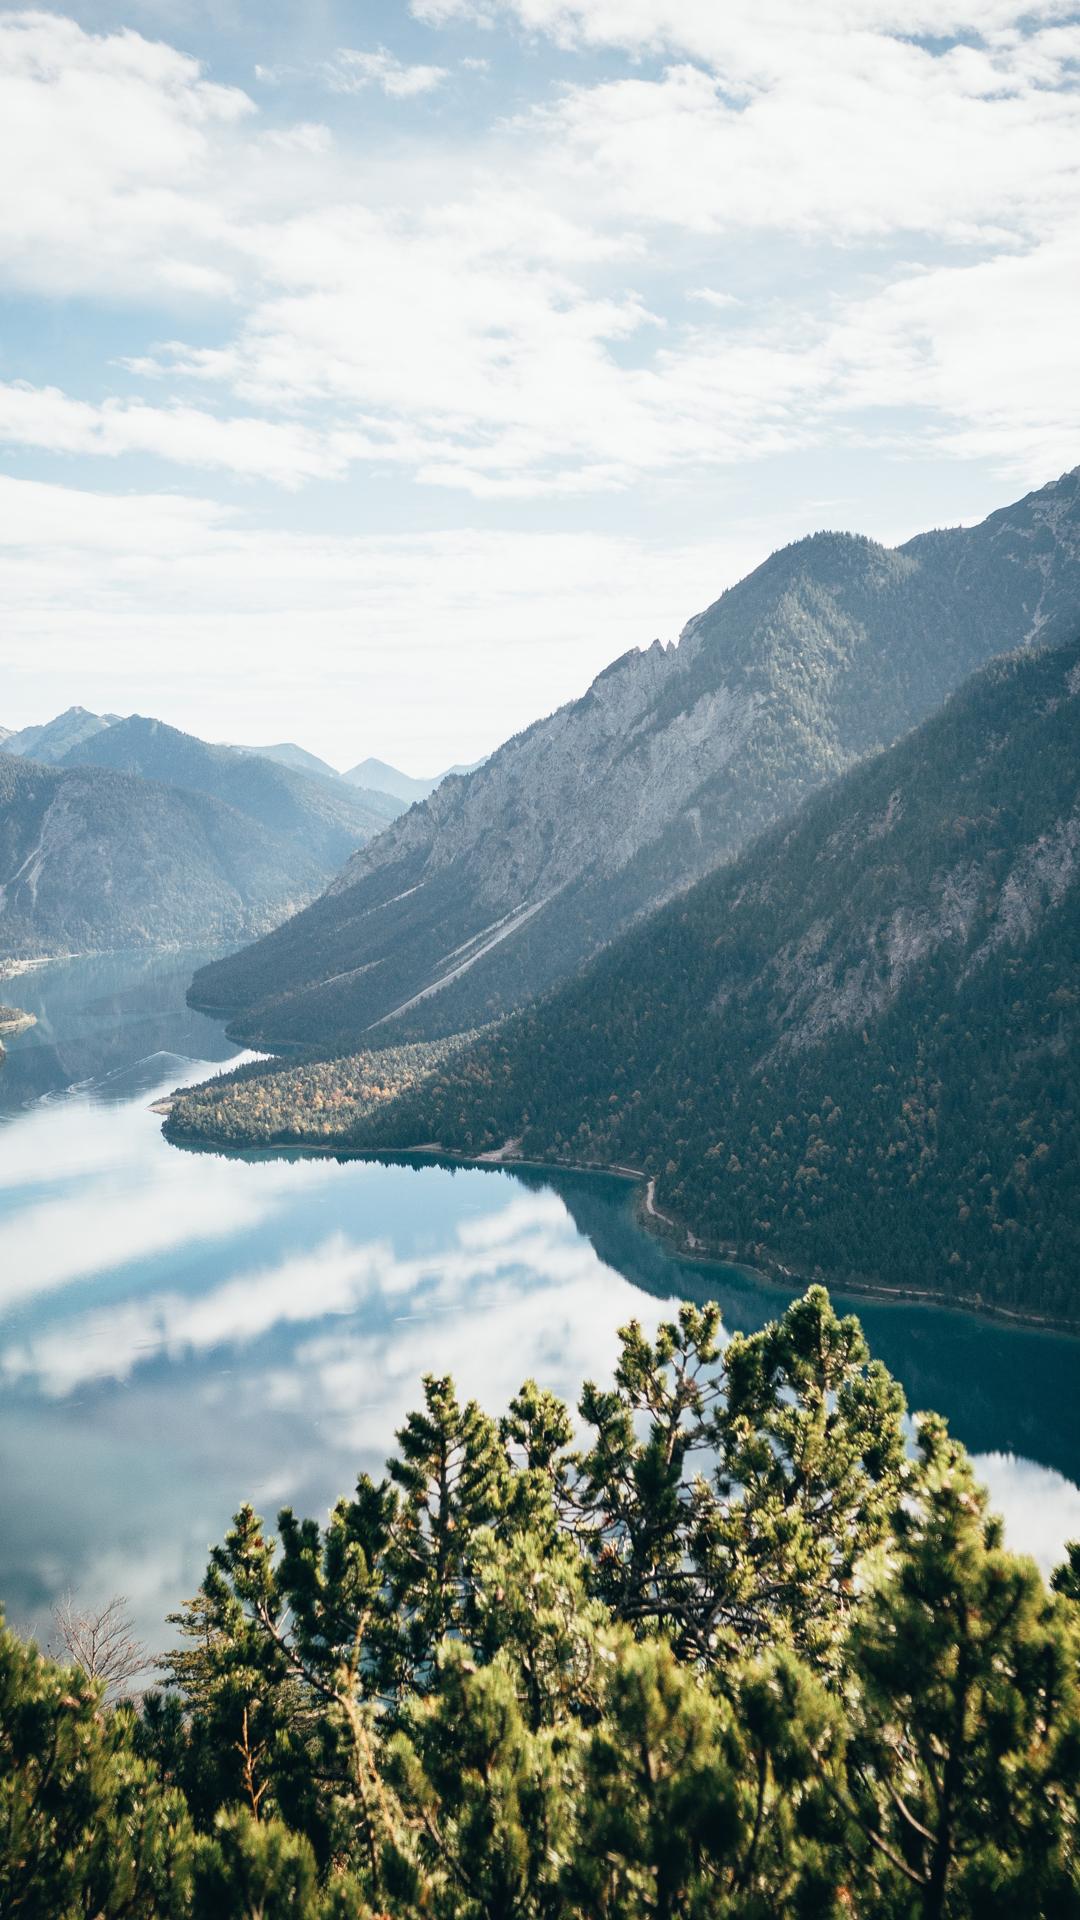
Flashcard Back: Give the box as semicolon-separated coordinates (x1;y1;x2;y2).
0;1;1078;772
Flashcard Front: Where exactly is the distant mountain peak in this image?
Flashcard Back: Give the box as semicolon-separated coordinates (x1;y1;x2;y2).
342;757;475;805
1;706;120;765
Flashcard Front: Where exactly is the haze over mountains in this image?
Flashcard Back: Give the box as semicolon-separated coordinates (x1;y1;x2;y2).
235;741;342;784
342;756;485;802
0;714;418;957
0;698;485;959
191;467;1080;1050
0;708;445;813
63;716;395;861
0;753;326;956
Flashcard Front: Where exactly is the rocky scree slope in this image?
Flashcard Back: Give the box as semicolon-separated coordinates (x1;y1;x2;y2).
190;468;1080;1049
329;633;1080;1322
0;755;348;957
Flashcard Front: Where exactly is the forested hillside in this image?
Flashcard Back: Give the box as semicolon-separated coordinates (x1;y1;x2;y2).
189;468;1080;1050
176;636;1080;1322
168;1029;480;1144
6;1293;1080;1917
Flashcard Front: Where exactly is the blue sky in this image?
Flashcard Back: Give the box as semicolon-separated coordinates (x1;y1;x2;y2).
1;0;1078;769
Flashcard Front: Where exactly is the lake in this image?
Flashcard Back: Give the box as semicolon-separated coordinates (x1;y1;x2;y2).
2;948;1079;1658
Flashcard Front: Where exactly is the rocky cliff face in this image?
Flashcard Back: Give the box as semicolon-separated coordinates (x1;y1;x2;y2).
191;467;1080;1049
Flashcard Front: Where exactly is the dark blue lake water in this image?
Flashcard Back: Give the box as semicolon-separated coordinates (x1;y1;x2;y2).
2;950;1079;1654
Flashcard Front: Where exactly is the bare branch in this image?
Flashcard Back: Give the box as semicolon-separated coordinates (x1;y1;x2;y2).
50;1593;149;1701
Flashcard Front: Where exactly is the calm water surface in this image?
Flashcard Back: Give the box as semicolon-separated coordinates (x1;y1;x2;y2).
2;950;1079;1654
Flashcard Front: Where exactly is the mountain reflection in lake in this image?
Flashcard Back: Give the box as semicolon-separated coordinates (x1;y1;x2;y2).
2;951;1079;1655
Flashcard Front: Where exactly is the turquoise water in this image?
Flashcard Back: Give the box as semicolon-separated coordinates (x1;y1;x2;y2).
2;950;1079;1655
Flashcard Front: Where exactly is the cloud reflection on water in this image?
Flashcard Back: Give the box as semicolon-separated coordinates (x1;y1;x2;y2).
3;952;1080;1654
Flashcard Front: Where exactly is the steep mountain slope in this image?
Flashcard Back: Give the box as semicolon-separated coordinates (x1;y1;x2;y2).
0;757;330;956
190;468;1080;1049
176;635;1080;1320
2;706;119;764
61;716;386;871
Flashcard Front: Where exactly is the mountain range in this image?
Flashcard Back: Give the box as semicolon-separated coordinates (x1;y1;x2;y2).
60;715;395;864
189;467;1080;1048
0;753;334;956
0;715;404;957
171;630;1080;1322
0;707;469;809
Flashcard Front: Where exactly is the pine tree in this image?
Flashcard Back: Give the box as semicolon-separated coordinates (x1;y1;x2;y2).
841;1416;1080;1917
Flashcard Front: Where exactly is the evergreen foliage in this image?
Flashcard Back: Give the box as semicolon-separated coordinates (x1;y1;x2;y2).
5;1289;1080;1916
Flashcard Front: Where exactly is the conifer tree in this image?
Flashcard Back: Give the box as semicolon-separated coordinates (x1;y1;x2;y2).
841;1416;1080;1917
5;1292;1080;1919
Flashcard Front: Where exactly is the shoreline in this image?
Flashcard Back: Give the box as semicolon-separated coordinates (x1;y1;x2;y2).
0;1009;37;1036
161;1113;1080;1341
0;953;70;982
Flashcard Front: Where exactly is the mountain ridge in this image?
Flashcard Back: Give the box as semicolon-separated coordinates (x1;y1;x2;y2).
59;714;388;871
171;631;1080;1322
190;467;1080;1049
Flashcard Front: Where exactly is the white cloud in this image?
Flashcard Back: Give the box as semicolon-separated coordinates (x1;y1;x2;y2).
528;33;1080;243
0;380;356;486
816;225;1080;479
975;1452;1080;1578
0;471;793;766
324;46;448;98
0;7;1077;506
411;0;1080;62
0;10;255;300
0;7;1076;758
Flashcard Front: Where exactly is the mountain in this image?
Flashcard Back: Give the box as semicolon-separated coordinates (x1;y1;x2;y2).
190;467;1080;1050
342;757;439;803
59;716;387;874
176;635;1080;1322
232;740;342;783
0;756;334;957
341;757;481;804
2;706;119;764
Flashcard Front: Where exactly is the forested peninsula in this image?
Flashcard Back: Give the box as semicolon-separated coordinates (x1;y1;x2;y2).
8;1289;1080;1918
0;1002;35;1063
